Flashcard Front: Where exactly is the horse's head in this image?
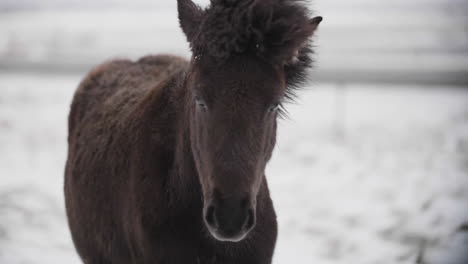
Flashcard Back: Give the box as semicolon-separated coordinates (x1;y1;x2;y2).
177;0;322;242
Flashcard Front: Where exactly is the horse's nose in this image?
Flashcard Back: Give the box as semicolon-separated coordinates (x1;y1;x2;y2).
204;194;256;242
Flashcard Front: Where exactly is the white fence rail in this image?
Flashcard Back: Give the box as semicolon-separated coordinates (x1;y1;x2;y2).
1;0;467;84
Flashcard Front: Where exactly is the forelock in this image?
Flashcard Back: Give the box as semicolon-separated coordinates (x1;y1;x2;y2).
192;0;313;63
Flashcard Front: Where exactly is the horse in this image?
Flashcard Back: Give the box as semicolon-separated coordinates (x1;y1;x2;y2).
64;0;322;263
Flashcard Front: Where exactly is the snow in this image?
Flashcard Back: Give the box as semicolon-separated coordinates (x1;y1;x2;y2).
1;73;467;263
269;85;468;263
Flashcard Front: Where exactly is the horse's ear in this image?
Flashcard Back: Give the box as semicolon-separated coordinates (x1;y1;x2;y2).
283;16;323;65
178;0;204;43
309;16;323;34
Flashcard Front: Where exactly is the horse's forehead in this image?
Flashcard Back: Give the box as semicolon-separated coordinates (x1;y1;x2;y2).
210;75;280;107
196;57;284;100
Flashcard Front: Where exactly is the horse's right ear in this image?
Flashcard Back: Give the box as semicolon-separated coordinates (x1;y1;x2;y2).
177;0;204;43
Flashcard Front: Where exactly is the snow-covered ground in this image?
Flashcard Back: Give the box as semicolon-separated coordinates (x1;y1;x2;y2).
1;73;467;264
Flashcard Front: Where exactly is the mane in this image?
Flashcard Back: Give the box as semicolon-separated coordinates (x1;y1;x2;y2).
192;0;318;96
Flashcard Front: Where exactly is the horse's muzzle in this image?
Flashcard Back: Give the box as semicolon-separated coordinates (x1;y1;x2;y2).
203;193;256;242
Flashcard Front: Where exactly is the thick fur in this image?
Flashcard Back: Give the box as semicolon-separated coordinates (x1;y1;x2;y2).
65;0;321;263
65;55;277;264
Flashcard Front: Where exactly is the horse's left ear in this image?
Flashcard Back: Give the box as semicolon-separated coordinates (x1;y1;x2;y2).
284;16;323;64
309;16;323;33
178;0;204;43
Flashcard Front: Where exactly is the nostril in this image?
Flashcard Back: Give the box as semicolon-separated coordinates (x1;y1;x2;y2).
244;208;255;230
205;205;217;228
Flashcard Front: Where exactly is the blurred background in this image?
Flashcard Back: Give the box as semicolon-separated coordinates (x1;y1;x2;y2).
1;0;468;263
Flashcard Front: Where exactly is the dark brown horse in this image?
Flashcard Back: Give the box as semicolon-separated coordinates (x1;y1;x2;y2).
64;0;322;263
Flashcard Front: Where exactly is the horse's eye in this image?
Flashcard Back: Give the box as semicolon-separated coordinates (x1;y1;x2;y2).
195;96;207;110
268;103;280;113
